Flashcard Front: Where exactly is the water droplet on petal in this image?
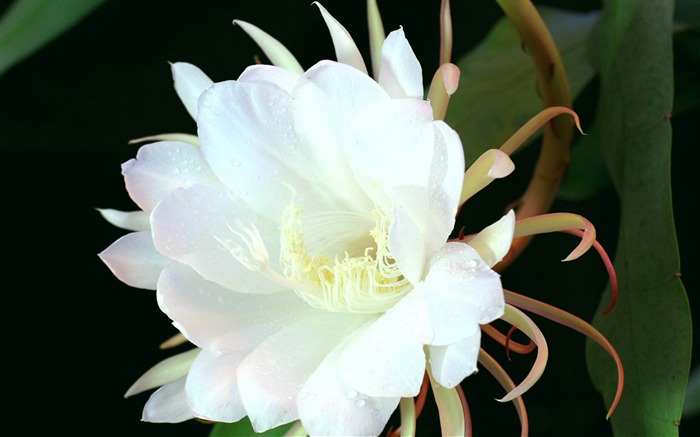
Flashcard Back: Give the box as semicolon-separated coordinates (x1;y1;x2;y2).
354;399;366;408
346;389;358;399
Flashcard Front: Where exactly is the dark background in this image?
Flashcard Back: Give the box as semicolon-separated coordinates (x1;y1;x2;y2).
1;1;696;436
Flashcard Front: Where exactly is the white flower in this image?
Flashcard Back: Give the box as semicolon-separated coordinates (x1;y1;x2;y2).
100;4;515;436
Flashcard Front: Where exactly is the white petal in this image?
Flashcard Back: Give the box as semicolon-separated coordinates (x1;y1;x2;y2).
377;28;423;99
123;141;221;213
97;208;149;231
126;349;200;397
237;312;372;432
338;291;430;397
313;2;367;74
197;79;353;221
467;210;515;267
171;62;213;120
298;342;400;437
388;205;426;284
423;243;505;345
233;20;304;75
185;348;247;422
157;263;318;353
99;231;170;290
150;183;284;293
142;377;194;423
237;63;300;93
429;331;481;389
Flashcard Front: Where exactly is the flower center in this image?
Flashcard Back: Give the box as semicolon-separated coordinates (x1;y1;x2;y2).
279;202;411;313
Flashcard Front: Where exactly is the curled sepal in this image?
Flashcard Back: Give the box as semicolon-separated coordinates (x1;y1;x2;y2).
428;369;466;437
513;213;595;261
233;20;304;75
459;149;514;207
478;348;529;437
124;348;199;397
504;290;624;419
283;421;307;437
366;0;385;79
428;62;460;121
128;133;200;147
481;324;536;356
497;304;549;403
313;2;368;74
499;106;583;156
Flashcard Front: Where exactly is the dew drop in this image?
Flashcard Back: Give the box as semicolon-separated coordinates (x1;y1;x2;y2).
345;389;358;399
354;399;366;408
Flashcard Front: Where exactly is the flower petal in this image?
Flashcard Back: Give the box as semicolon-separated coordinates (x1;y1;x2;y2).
142;377;194;423
171;62;213;120
338;291;430;397
423;242;505;345
298;343;400;437
313;2;367;74
150;183;284;293
428;331;481;389
99;231;170;290
123;141;221;213
126;348;200;397
185;348;248;422
377;28;423;99
388;205;426;284
466;210;515;267
237;312;373;432
157;263;317;353
97;208;149;231
233;20;304;75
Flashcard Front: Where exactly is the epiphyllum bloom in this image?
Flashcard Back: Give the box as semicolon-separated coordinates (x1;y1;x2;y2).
100;4;515;436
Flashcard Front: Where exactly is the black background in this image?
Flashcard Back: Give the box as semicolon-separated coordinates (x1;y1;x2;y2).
1;1;697;436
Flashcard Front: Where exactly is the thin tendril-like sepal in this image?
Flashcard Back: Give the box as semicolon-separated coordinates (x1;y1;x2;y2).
499;106;583;156
398;397;417;437
129;133;201;147
428;369;465;437
428;63;460;121
160;332;187;349
512;212;595;262
439;0;452;66
478;348;529;437
366;0;385;79
456;385;471;437
562;229;618;315
504;289;624;419
459;149;514;207
481;324;536;356
498;305;549;403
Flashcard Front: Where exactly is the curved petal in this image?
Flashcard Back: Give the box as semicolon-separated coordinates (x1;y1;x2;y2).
123;141;221;213
466;210;515;267
126;348;200;397
150;183;285;293
97;208;149;231
237;312;372;432
233;20;304;75
313;2;367;74
157;263;317;353
423;242;505;345
185;348;248;422
298;342;400;437
171;62;213;120
99;231;170;290
388;205;426;284
429;331;481;388
377;28;423;99
338;290;431;397
142;377;194;423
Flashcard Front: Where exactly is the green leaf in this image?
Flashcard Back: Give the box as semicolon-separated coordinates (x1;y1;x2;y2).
210;418;294;437
557;123;612;200
446;6;599;166
0;0;105;76
585;1;692;436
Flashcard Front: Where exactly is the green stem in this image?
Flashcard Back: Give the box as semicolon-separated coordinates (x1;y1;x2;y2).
495;0;574;268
